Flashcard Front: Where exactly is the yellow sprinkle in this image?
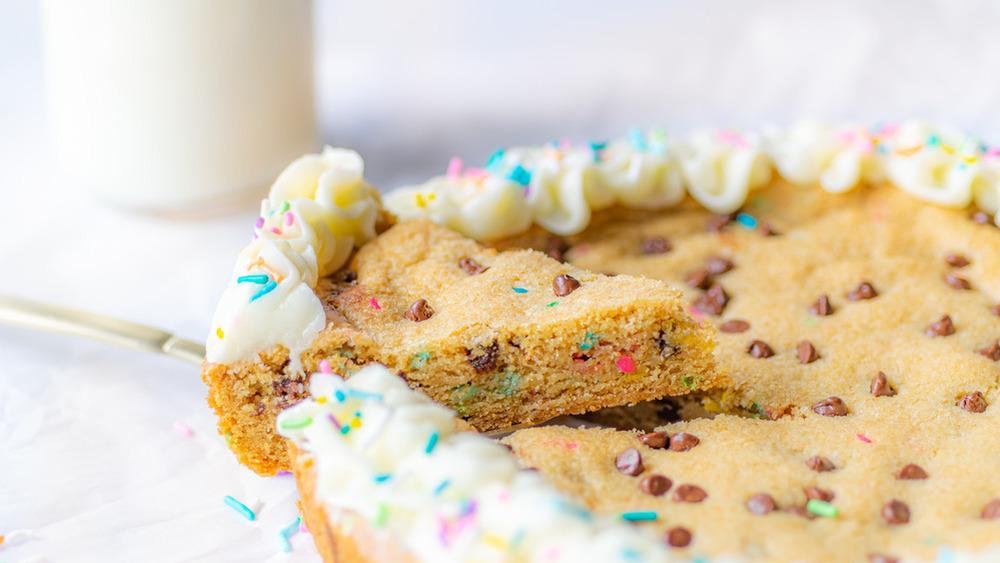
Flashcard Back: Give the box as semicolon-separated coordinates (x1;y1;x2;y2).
216;327;225;339
428;193;437;201
316;396;327;404
415;193;427;208
350;418;362;429
941;144;955;155
482;533;507;549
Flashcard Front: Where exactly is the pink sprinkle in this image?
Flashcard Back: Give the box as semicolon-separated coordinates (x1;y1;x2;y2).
255;217;265;229
986;147;1000;159
717;130;748;148
689;305;705;321
877;123;900;137
318;360;332;374
173;421;193;437
857;433;872;443
558;137;571;151
464;167;489;180
370;298;381;310
832;129;856;144
446;157;463;180
284;211;294;226
299;521;309;534
270;227;282;235
616;355;636;373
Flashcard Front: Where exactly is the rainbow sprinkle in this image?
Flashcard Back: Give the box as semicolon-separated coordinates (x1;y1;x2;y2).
237;274;270;284
507;164;532;187
280;416;312;430
370;298;381;310
373;503;389;527
512;287;528;294
426;432;440;454
446;157;463;179
434;480;451;496
857;433;873;443
172;421;193;437
484;149;505;172
216;327;224;339
249;280;278;302
616;355;636;373
736;213;758;228
806;499;838;517
278;517;301;553
546;301;559;307
627;127;647;151
318;360;332;373
223;495;256;521
620;510;658;522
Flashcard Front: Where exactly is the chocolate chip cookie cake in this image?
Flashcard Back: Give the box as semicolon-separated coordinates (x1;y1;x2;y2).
203;120;1000;561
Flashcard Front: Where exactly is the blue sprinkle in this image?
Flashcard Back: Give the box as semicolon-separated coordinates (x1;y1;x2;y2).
512;287;529;294
223;495;256;521
334;390;346;402
935;546;955;563
484;149;505;172
627;127;647;151
433;480;450;496
877;144;889;154
340;425;351;435
373;474;392;483
278;517;301;553
345;389;384;401
249;280;277;302
237;274;270;284
589;140;607;162
550;498;593;521
735;213;758;229
621;510;658;522
506;164;532;186
621;548;641;561
425;432;440;454
927;134;941;147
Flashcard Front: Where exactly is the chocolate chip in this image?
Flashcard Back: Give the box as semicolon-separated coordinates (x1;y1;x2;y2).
747;340;775;359
805;486;835;502
797;341;820;364
746;493;777;515
706;212;737;232
976;339;1000;361
685;268;712;289
972;210;995;225
719;319;750;333
640;431;670;449
871;371;897;397
945;254;970;268
615;448;644;476
405;299;434;322
944;272;972;290
459;257;486;275
810;295;834;316
806;456;836;472
981;498;1000;520
546;237;569;262
882;499;910;525
759;221;779;237
958;391;988;413
553;274;581;297
665;527;693;548
672;484;707;503
669;433;700;452
640;237;672;255
812;396;849;417
693;284;729;316
331;269;357;284
786;506;817;519
869;554;900;563
705;256;734;275
992;304;1000;317
639;474;672;497
896;463;928;480
466;341;499;373
925;315;955;337
846;281;878;301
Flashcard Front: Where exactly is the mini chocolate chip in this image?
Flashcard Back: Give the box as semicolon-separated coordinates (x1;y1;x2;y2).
944;272;973;290
925;315;955;337
846;281;878;301
972;210;995;225
639;474;672;497
871;371;897;397
982;499;1000;520
640;431;670;449
797;341;820;364
759;221;779;236
977;339;1000;361
640;236;672;255
719;319;751;333
786;506;817;519
553;274;581;297
747;340;775;359
810;295;834;316
693;284;729;316
669;433;701;452
958;391;988;413
546;237;569;262
615;448;645;476
992;304;1000;317
466;341;499;373
869;554;900;563
705;256;734;275
812;396;849;417
806;456;836;472
405;299;434;322
945;254;971;268
665;527;693;548
459;257;486;275
882;499;910;525
685;268;712;289
896;463;928;480
805;486;835;502
672;484;708;503
746;493;777;515
706;212;737;232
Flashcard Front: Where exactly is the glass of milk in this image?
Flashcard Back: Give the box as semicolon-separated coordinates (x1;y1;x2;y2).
40;0;318;215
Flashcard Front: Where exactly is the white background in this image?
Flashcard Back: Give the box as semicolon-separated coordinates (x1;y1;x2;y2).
2;1;1000;561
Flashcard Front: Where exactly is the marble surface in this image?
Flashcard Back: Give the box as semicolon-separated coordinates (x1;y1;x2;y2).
3;1;1000;561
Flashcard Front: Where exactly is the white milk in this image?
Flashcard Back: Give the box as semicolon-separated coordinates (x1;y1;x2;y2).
41;0;318;214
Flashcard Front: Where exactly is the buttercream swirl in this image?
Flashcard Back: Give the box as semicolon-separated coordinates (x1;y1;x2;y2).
277;364;676;563
206;147;383;365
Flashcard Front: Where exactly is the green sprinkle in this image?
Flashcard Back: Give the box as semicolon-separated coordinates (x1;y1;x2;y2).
621;510;658;522
280;416;312;430
806;499;838;518
681;374;702;389
493;370;521;397
802;317;818;327
512;287;529;294
578;332;600;350
546;301;559;307
751;402;768;420
281;201;291;213
373;503;388;527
